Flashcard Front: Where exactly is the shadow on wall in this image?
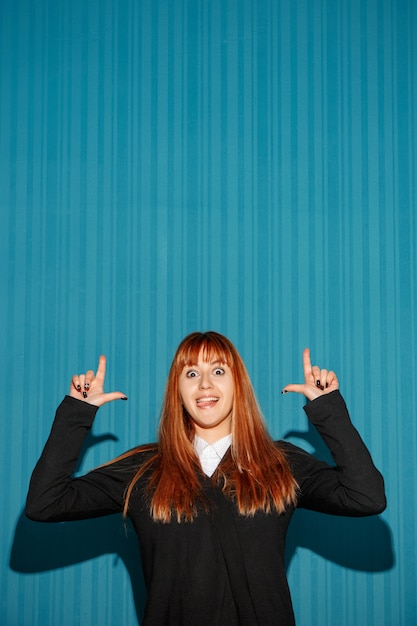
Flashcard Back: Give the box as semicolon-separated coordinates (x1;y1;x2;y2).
10;511;147;621
285;507;394;573
10;426;394;626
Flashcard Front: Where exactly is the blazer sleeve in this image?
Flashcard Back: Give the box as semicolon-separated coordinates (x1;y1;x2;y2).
285;390;386;516
25;396;141;522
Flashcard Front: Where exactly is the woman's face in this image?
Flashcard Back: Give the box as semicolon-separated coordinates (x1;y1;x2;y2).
178;349;234;443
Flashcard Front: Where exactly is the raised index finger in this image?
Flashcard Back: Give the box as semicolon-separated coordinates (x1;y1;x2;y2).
95;355;107;385
302;348;312;380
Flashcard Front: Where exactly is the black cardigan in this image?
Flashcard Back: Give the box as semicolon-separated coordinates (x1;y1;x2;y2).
26;391;386;625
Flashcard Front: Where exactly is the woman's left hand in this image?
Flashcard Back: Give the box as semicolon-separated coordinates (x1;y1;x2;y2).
282;348;339;401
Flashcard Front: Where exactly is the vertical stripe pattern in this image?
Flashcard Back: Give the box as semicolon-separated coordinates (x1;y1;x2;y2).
1;1;416;624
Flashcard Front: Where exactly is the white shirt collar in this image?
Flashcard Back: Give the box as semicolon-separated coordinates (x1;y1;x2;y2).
194;433;232;477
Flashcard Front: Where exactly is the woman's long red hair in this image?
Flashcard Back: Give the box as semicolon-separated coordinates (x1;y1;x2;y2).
121;331;297;522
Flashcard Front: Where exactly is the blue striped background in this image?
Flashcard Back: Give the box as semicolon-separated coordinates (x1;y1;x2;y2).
1;0;416;624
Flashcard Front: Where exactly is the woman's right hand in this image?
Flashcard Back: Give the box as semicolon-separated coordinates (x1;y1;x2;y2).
69;355;128;407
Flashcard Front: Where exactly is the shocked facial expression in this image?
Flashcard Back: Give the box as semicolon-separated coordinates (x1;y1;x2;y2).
179;352;234;443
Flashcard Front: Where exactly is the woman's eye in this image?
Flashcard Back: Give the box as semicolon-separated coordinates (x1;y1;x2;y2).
213;368;225;375
186;370;198;378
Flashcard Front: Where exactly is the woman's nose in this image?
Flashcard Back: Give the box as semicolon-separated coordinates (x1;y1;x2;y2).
199;374;212;389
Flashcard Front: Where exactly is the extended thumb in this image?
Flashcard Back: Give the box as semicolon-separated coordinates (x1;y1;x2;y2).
281;384;304;395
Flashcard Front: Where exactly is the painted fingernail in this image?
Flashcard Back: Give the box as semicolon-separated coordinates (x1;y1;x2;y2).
316;380;321;386
326;382;329;388
76;385;81;391
84;383;90;390
83;391;88;398
121;396;128;401
281;390;288;394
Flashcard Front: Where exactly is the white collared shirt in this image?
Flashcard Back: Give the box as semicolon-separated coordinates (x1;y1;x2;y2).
194;433;232;477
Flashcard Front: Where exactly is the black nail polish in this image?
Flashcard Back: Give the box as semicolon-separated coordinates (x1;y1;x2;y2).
83;391;88;398
76;385;81;391
85;383;90;390
121;396;128;401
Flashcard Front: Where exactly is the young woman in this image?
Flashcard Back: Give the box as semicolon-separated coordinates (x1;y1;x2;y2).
26;331;386;625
